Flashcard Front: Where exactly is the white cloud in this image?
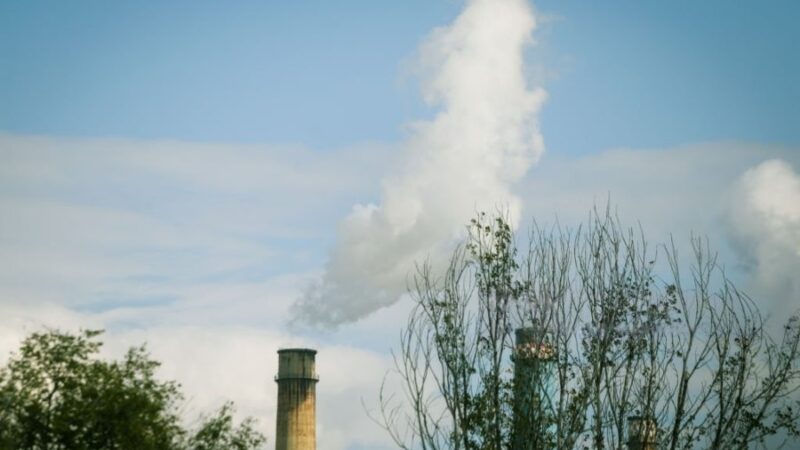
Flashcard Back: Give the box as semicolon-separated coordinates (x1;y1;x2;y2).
294;0;547;326
727;159;800;319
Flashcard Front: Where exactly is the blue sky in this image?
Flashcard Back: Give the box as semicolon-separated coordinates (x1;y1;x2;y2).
1;1;799;449
2;0;798;152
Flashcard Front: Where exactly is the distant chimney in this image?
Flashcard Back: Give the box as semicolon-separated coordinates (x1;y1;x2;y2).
512;326;555;450
275;349;318;450
627;416;657;450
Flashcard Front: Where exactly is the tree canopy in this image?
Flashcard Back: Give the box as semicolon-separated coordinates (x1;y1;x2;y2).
0;329;266;450
377;209;800;450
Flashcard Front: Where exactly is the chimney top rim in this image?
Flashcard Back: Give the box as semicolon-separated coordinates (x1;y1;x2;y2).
627;415;656;421
278;347;317;355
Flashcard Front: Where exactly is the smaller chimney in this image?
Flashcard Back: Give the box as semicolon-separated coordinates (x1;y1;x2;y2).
627;416;657;450
512;326;555;450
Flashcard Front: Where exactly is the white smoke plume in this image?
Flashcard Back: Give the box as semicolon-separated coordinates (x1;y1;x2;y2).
292;0;546;326
728;159;800;320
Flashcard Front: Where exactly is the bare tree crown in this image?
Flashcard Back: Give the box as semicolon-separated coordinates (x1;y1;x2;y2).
375;208;800;450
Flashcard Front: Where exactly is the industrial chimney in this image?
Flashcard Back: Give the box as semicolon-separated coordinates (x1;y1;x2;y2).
627;416;657;450
512;326;555;450
275;348;318;450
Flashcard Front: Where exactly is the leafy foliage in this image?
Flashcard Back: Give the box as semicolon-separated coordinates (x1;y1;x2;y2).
189;402;266;450
0;329;266;450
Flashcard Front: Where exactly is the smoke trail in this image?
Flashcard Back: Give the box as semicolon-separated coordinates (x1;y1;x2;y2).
292;0;546;326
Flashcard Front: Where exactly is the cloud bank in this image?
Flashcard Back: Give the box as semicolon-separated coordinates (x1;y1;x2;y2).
293;0;546;326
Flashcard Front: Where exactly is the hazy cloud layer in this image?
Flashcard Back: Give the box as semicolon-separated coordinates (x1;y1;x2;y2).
0;136;400;450
0;134;389;317
293;0;546;326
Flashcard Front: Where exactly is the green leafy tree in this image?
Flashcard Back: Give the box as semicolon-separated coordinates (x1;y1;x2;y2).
377;208;800;450
0;329;266;450
188;402;266;450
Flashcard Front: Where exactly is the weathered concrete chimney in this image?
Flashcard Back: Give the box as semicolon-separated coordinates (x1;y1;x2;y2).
275;348;318;450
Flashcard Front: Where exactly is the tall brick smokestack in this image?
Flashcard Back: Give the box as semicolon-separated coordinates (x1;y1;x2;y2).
275;349;318;450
